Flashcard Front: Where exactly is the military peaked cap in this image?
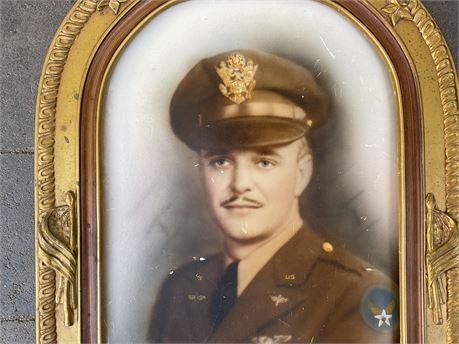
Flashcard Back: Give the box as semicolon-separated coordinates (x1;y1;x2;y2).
170;50;328;151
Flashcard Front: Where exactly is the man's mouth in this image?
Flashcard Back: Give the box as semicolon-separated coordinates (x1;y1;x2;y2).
223;203;261;209
220;196;263;209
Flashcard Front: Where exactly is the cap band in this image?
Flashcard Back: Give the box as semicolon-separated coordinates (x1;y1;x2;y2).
218;102;306;121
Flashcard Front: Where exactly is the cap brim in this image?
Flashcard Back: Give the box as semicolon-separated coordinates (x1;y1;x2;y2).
190;116;307;150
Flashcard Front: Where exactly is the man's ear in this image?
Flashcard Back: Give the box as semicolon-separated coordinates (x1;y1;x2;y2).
294;153;313;197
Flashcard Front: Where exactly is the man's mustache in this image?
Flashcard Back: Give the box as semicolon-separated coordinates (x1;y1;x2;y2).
220;195;263;208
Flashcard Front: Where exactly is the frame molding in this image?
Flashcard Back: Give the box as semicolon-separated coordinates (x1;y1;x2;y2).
35;2;98;342
378;1;459;342
34;0;459;343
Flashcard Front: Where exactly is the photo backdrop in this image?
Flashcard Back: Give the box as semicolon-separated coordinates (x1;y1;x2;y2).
101;0;399;341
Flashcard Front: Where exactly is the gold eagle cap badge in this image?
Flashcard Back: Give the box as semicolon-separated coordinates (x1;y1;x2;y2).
215;52;258;104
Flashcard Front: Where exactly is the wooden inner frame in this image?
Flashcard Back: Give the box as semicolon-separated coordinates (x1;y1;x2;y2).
80;0;423;342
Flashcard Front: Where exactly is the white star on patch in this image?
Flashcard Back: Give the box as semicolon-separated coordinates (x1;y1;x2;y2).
373;309;392;327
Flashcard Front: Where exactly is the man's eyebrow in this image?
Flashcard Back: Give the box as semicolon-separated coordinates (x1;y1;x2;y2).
255;148;282;157
200;147;282;158
200;150;230;158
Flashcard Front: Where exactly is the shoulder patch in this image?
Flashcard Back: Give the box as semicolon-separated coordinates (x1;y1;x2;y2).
360;286;399;332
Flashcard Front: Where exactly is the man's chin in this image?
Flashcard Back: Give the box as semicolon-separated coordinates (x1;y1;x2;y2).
219;225;269;245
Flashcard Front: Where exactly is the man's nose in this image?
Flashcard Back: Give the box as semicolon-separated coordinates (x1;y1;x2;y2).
230;164;252;194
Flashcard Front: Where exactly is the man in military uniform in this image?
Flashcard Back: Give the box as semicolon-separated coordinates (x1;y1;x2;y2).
148;50;399;343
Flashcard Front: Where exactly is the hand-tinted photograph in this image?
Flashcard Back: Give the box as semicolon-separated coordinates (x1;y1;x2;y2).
101;1;401;342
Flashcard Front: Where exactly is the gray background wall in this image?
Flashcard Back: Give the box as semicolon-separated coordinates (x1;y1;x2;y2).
0;0;457;343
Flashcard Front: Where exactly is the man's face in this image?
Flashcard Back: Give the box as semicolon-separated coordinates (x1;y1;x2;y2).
199;139;312;245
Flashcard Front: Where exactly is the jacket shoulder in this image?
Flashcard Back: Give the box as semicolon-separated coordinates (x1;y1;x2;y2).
318;241;395;287
313;242;399;342
162;253;223;285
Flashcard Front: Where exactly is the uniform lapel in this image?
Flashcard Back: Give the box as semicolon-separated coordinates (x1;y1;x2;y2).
210;228;324;343
180;254;225;342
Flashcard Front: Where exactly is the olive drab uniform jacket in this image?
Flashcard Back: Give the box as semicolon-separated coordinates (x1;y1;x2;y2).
148;228;399;343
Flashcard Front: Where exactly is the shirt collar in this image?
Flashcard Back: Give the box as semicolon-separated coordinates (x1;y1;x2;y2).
224;224;302;296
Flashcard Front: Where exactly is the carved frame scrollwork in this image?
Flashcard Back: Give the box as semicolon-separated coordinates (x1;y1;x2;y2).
34;0;133;342
425;194;459;343
34;0;458;343
379;0;459;342
38;192;78;328
35;2;98;342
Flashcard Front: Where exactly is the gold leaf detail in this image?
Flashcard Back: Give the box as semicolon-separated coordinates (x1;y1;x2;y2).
382;0;416;26
97;0;109;11
109;0;120;14
97;0;128;15
381;3;398;15
399;8;414;21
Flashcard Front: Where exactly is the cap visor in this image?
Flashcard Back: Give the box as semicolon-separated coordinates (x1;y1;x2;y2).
195;116;307;150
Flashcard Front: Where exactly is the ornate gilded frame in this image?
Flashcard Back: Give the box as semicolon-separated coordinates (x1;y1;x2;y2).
34;0;458;343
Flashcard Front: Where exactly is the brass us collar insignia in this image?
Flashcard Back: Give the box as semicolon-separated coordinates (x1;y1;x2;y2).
360;286;399;332
215;52;258;104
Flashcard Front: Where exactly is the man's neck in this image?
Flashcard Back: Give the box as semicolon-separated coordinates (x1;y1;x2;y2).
224;214;304;262
224;217;303;296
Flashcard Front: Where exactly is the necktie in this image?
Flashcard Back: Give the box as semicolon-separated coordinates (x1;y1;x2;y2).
210;261;239;330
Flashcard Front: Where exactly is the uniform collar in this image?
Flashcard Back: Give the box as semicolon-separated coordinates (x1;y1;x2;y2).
210;226;328;343
226;224;302;296
273;226;326;287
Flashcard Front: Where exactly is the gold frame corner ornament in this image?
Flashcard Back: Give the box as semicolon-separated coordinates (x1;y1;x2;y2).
38;191;78;327
426;193;459;343
36;191;78;343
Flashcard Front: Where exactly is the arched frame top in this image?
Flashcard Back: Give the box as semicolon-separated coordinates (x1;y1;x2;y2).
34;1;459;343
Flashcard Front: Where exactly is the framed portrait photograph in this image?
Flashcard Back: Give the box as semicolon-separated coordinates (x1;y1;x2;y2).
34;0;459;343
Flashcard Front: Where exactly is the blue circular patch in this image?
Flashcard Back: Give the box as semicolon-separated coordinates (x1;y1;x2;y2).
360;286;399;332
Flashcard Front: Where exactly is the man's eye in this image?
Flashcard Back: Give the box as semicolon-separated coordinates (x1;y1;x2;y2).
210;158;229;168
257;159;275;168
